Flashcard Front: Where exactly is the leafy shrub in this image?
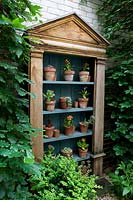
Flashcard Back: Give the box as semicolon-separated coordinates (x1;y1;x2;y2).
29;154;100;200
110;161;133;199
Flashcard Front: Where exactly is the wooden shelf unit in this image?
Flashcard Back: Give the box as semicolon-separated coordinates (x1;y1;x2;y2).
28;13;109;176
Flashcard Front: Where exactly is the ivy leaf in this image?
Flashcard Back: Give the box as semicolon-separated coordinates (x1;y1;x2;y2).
16;48;23;58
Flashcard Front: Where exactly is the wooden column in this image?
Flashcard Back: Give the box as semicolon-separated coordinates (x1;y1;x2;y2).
92;58;106;176
29;49;44;162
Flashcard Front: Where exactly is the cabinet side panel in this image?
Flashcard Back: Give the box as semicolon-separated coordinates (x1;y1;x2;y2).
30;51;44;161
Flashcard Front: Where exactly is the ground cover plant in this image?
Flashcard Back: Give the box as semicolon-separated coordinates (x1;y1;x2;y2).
0;0;41;199
98;0;133;199
29;153;100;200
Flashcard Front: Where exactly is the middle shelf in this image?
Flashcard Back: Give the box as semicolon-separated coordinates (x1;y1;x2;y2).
43;107;93;115
43;129;92;143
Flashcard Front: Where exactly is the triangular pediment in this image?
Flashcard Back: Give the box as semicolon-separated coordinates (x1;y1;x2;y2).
28;13;109;47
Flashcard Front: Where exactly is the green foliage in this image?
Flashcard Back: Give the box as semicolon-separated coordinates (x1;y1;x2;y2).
64;58;73;71
98;0;133;161
0;0;41;199
29;154;100;200
43;90;55;102
77;138;89;150
80;87;89;99
110;161;133;199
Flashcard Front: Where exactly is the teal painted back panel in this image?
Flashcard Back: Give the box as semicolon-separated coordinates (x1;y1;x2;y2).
43;52;94;154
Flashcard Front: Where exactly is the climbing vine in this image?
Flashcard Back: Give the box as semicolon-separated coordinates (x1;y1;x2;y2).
0;0;41;199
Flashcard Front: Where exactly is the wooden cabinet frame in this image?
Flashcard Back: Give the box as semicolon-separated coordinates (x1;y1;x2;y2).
28;13;109;176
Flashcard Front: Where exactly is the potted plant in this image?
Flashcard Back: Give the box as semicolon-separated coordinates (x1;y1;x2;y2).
53;129;60;138
78;87;89;108
79;62;91;82
43;119;55;138
79;115;95;133
59;96;72;109
44;65;56;81
61;147;73;158
77;138;89;158
43;90;56;111
63;58;75;81
63;115;75;135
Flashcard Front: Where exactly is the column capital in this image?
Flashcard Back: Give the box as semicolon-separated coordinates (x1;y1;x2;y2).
96;58;106;66
30;48;44;58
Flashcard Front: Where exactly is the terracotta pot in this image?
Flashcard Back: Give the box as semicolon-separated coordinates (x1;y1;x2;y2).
74;101;78;108
64;70;75;81
59;97;72;109
79;122;88;133
44;65;56;81
45;100;56;111
79;71;90;82
78;98;88;108
61;148;73;158
53;129;60;138
64;125;75;135
78;148;88;158
44;126;55;138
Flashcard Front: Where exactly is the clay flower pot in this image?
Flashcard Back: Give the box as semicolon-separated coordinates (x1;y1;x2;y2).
44;125;55;138
78;98;88;108
64;70;75;81
44;65;56;81
45;100;56;111
61;147;73;158
79;71;90;82
78;148;88;158
59;97;72;109
53;129;60;138
64;125;75;136
79;122;88;133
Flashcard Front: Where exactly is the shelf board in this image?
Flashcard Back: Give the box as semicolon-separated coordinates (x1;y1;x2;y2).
43;81;94;85
43;129;92;143
43;107;93;115
73;152;91;162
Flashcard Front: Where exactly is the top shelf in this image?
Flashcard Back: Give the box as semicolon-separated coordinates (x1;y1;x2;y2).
43;81;94;85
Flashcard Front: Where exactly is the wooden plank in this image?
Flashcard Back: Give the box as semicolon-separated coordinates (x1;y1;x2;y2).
30;49;44;162
92;59;106;175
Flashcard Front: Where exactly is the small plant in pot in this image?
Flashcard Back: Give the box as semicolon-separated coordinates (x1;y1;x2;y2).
43;119;55;138
44;65;56;81
79;115;95;133
79;62;91;82
43;90;56;111
63;115;75;135
63;58;75;81
77;138;89;158
78;87;89;108
61;147;73;158
59;96;72;109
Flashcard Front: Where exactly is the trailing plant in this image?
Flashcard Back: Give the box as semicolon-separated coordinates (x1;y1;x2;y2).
110;161;133;199
29;153;100;200
80;115;95;126
98;0;133;161
0;0;41;199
